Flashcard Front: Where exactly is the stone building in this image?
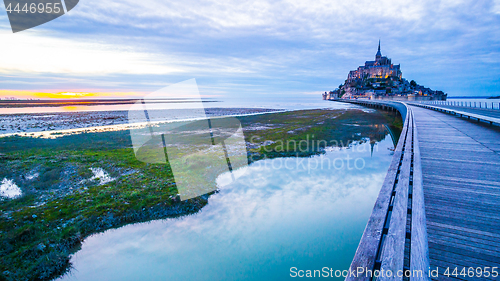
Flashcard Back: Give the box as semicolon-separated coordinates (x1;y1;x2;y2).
325;41;447;101
347;41;402;81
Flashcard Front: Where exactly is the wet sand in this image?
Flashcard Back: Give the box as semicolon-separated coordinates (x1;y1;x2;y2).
0;108;282;136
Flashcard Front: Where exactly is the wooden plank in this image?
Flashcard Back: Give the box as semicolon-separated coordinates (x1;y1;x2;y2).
425;206;500;223
425;216;500;235
420;158;500;170
426;215;500;232
423;183;500;195
416;136;477;144
428;242;500;266
426;227;500;249
424;200;500;216
424;190;500;205
428;235;500;258
424;191;500;207
421;175;500;188
417;142;491;152
428;231;500;257
424;198;500;215
410;110;431;281
423;182;500;197
379;108;413;281
419;150;499;163
420;166;500;180
427;221;500;240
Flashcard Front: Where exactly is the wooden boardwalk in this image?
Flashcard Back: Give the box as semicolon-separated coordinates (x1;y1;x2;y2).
336;99;500;280
409;105;500;280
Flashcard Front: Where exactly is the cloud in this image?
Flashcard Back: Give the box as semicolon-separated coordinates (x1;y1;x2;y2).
66;0;498;38
1;0;500;97
0;31;185;75
493;0;500;14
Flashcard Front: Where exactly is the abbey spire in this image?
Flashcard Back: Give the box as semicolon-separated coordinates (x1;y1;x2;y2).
376;39;382;59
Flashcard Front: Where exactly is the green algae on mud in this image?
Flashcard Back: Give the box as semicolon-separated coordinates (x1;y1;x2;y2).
0;108;401;281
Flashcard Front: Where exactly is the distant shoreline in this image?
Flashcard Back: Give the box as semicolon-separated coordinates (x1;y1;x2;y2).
447;96;499;99
0;99;220;108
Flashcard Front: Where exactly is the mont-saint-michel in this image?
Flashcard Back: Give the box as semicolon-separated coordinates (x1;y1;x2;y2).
323;41;447;101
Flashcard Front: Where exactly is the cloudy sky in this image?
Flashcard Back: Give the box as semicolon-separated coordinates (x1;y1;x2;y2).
1;0;500;99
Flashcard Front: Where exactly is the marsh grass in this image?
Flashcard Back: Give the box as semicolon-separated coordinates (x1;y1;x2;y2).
0;108;401;281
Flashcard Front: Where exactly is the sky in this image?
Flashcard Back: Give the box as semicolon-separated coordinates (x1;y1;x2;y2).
0;0;500;99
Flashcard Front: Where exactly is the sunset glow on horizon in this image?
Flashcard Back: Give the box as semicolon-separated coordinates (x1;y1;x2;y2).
0;90;144;100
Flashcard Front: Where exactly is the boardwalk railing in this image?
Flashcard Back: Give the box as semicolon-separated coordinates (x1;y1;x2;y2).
336;100;430;281
408;103;500;127
418;100;500;110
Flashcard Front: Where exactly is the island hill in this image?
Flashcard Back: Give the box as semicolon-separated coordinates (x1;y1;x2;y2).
323;41;447;101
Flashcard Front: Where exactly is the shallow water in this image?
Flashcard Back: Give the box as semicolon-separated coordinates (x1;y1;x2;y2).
58;135;394;281
0;97;353;114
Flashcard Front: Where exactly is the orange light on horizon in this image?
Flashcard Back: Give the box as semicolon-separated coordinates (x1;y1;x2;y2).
0;90;223;100
0;90;143;99
34;92;100;99
62;106;79;111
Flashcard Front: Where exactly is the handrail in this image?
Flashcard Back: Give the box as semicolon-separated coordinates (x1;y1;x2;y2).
409;103;500;126
409;108;429;281
418;100;500;110
332;100;429;280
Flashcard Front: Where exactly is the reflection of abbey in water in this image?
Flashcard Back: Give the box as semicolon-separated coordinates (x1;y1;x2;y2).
366;123;393;155
323;41;447;101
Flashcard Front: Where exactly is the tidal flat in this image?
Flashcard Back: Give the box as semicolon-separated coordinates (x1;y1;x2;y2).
0;108;401;281
0;108;281;135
